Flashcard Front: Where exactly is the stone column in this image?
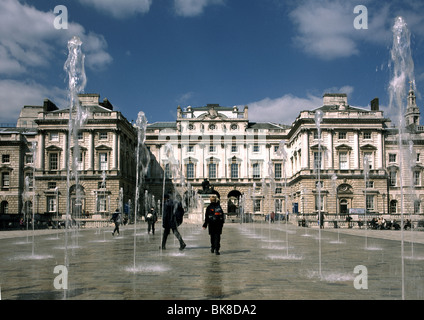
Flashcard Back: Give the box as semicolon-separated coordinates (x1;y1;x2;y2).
39;131;45;171
88;130;94;171
353;130;360;169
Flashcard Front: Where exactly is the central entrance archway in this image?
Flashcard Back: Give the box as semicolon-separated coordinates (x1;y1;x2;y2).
227;190;242;216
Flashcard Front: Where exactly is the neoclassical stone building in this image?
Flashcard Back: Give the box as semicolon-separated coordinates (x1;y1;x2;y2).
145;90;424;223
1;89;423;227
0;94;138;227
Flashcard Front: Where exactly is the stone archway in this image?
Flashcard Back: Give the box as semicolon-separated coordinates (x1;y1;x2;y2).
69;184;85;216
227;190;242;216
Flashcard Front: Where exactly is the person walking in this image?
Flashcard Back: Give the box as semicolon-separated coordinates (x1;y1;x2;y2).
161;194;186;251
203;195;225;255
146;207;157;234
111;208;122;236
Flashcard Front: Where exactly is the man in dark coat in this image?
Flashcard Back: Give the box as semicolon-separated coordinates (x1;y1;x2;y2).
111;208;121;236
161;194;186;250
203;195;225;255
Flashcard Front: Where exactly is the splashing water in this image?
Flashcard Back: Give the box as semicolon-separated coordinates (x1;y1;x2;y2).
388;16;416;301
133;111;149;269
62;36;87;298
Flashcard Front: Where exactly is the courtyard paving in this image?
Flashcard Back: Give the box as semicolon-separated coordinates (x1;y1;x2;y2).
0;221;423;300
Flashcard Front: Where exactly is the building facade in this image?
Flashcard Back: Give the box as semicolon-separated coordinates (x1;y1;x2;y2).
1;90;423;228
0;94;138;227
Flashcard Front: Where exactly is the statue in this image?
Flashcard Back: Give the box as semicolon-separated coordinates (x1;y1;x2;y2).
200;178;212;194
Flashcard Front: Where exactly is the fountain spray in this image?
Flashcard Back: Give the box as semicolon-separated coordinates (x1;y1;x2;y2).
315;109;323;278
134;111;148;269
389;16;416;300
63;36;87;296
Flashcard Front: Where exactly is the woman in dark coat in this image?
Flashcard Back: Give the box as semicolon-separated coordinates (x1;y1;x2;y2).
203;195;225;255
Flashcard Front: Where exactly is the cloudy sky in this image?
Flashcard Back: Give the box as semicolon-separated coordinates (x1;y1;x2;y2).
1;0;423;125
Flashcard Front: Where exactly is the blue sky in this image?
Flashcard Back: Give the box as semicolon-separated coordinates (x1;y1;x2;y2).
1;0;424;125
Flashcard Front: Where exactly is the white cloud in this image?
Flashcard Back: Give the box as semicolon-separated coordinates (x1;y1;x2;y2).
288;0;392;60
0;80;67;124
176;92;195;104
243;93;322;125
323;85;355;97
78;0;152;19
0;0;112;74
244;86;359;124
174;0;224;17
0;0;113;122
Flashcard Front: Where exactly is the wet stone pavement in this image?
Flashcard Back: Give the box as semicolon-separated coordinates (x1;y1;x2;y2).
0;221;424;300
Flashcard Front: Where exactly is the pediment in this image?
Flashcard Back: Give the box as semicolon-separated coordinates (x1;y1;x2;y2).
45;145;62;151
95;144;112;150
335;144;352;150
360;144;377;150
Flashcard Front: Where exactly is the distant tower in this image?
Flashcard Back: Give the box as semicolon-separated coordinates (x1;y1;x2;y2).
405;82;420;126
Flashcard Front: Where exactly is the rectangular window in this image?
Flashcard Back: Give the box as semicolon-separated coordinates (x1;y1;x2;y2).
366;181;374;188
253;145;260;153
389;171;397;186
364;152;373;169
187;145;194;153
338;132;346;139
25;172;33;189
314;152;322;170
209;145;216;153
364;132;371;139
99;132;108;140
389;153;397;163
274;163;282;179
2;154;10;163
47;196;57;213
254;199;261;212
2;172;10;187
97;195;107;212
209;163;216;179
417;153;421;162
275;199;282;213
49;153;58;170
315;194;323;211
26;154;33;165
366;195;374;211
414;171;421;186
339;152;348;170
253;163;260;178
77;152;83;171
231;145;238;153
186;163;194;179
48;182;57;189
231;163;238;179
275;187;282;194
99;153;108;170
50;132;59;141
414;200;421;214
